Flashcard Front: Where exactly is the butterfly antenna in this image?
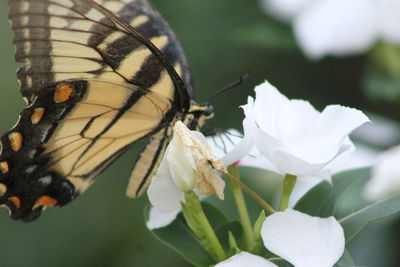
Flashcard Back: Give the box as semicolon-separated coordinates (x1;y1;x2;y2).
205;127;245;154
207;72;251;103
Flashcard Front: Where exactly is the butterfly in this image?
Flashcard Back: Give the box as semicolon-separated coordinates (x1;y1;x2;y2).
0;0;213;221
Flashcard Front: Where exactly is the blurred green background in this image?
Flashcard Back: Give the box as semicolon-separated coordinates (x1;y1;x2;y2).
0;0;400;266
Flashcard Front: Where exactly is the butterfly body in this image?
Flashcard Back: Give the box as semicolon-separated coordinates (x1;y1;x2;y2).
0;0;212;221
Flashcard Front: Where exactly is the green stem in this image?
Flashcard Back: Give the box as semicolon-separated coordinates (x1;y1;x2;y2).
184;191;226;262
227;166;254;248
279;174;297;211
225;172;276;214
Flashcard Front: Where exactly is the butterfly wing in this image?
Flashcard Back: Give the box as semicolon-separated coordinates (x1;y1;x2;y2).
0;0;190;221
94;0;196;198
95;0;194;97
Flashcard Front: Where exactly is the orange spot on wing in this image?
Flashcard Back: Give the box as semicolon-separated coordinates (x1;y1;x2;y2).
0;161;9;174
0;183;7;196
31;107;45;124
8;196;21;209
54;84;74;103
8;132;23;152
34;196;58;208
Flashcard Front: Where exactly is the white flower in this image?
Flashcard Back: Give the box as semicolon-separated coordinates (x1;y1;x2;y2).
147;121;247;229
146;207;180;230
209;129;376;208
364;144;400;201
217;209;345;267
208;129;274;170
147;121;226;212
243;81;369;180
261;0;400;59
262;209;345;267
261;0;314;21
216;252;278;267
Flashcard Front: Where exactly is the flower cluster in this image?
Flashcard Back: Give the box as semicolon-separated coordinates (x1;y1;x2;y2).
144;81;384;267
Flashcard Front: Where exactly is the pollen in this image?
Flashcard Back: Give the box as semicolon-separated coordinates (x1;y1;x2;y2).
31;107;45;124
0;161;9;174
54;84;74;103
34;195;58;208
8;132;23;152
8;196;21;209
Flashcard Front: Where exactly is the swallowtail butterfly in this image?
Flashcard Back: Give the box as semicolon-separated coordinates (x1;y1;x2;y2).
0;0;213;221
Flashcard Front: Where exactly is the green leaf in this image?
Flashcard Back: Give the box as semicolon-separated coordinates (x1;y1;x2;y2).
150;212;214;267
334;250;354;267
339;194;400;242
146;202;234;266
295;167;400;243
270;258;293;267
270;251;353;267
145;203;214;267
295;168;370;218
202;201;229;230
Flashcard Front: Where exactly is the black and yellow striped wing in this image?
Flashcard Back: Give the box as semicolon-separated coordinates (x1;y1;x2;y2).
95;0;194;98
94;0;195;197
0;0;194;221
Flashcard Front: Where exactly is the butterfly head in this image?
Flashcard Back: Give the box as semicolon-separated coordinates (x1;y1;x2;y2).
0;170;76;222
184;103;214;131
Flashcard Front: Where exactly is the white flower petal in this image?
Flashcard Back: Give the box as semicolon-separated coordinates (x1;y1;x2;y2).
268;145;331;176
253;128;287;163
275;99;320;160
364;144;400;201
223;134;254;167
147;159;184;213
216;252;278;267
378;0;400;44
262;209;345;267
253;82;289;136
146;196;209;230
325;142;375;173
254;128;352;177
316;105;370;161
208;130;243;160
167;133;197;192
299;141;376;186
260;0;315;21
209;129;254;167
239;147;280;172
192;131;209;145
204;97;257;167
249;81;369;178
294;0;379;59
146;207;180;230
207;129;279;172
